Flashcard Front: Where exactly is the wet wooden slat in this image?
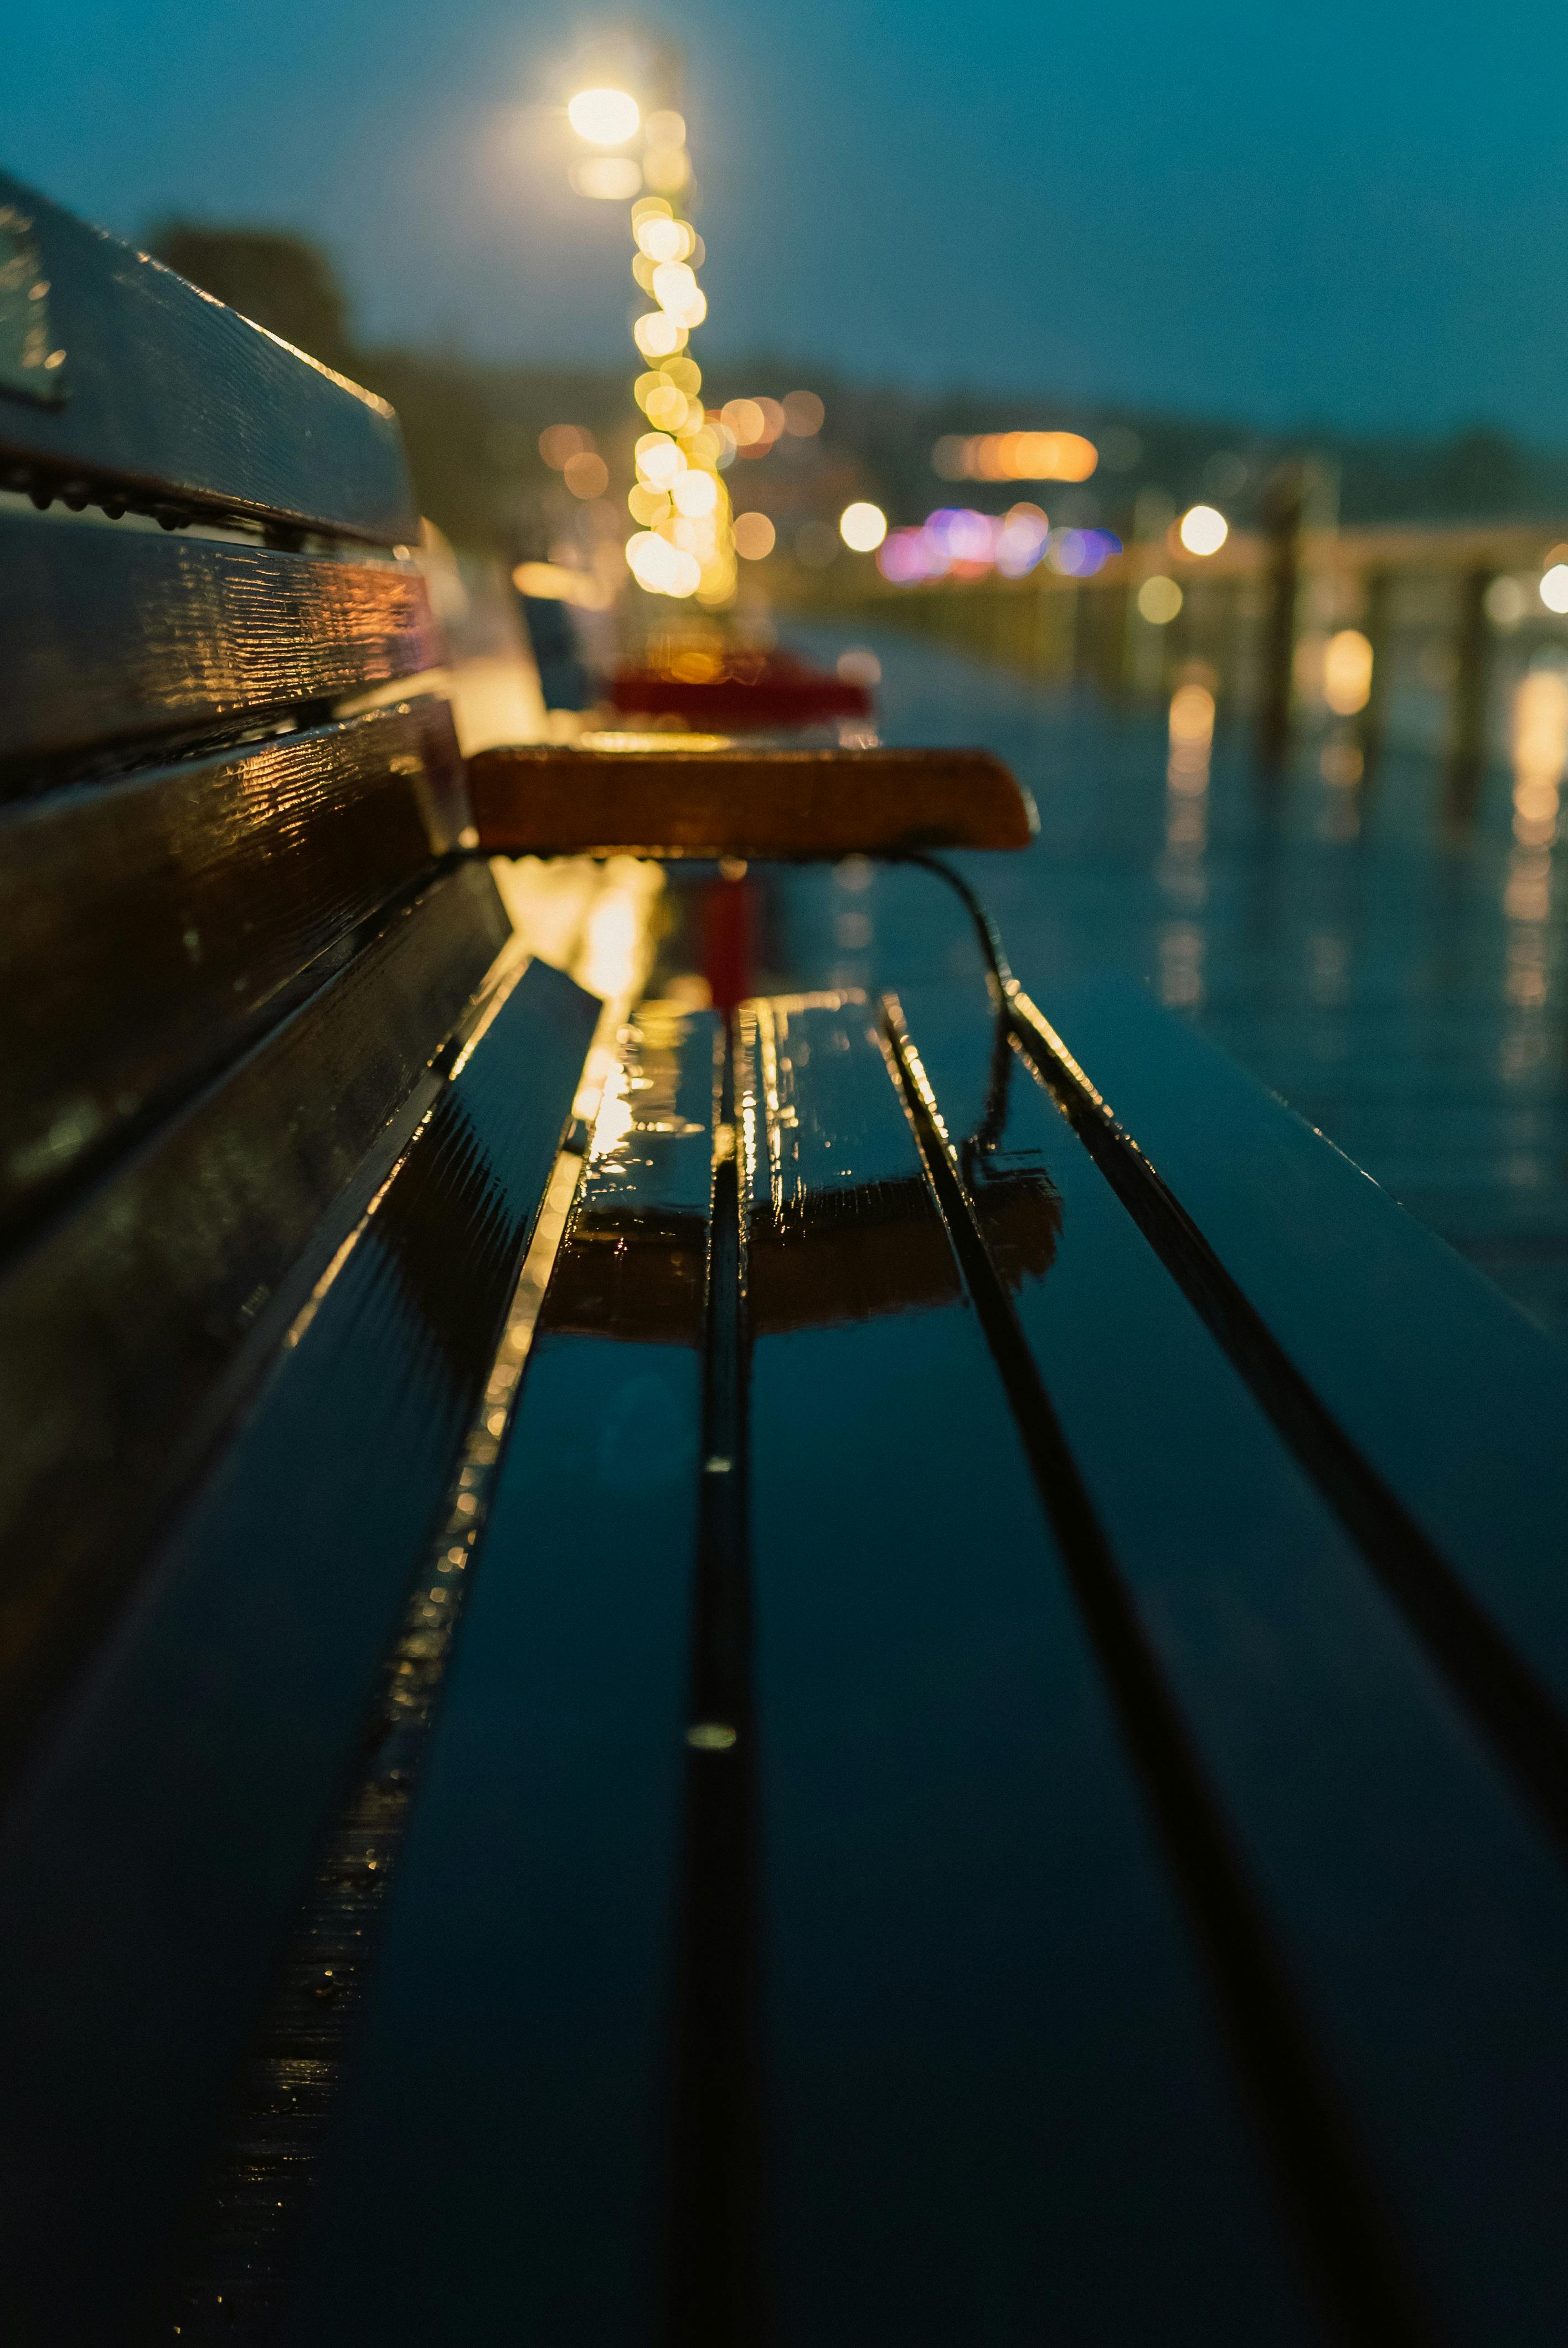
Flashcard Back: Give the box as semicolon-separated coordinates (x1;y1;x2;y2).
0;953;600;2348
900;981;1568;2347
278;1005;714;2346
739;995;1329;2346
0;697;467;1239
0;512;437;780
0;861;512;1788
470;743;1038;856
0;172;417;542
1011;977;1568;1759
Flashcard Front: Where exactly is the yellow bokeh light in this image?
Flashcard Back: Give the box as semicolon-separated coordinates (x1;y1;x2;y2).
635;431;685;488
567;87;640;146
644;383;690;432
1178;504;1229;557
721;398;766;447
783;390;825;436
563;450;609;500
644;110;687;148
627;483;670;526
636;213;691;264
1138;575;1184;625
672;468;718;517
570;156;642;201
644;147;690;194
938;429;1098;482
627;531;702;598
680;423;723;468
734;512;776;559
839;501;888;553
1540;564;1568;615
1168;683;1215;745
633;311;686;359
1323;630;1374;716
664;354;702;396
652;261;704;323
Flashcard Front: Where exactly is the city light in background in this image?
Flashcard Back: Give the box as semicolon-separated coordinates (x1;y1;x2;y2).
839;502;887;553
933;431;1099;483
1178;503;1229;556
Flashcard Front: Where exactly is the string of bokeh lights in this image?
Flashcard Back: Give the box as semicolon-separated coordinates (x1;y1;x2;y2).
565;84;849;603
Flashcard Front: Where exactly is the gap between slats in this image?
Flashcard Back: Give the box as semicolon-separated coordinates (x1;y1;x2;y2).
880;993;1438;2348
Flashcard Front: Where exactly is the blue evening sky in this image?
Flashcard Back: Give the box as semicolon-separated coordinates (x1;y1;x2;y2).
7;1;1568;435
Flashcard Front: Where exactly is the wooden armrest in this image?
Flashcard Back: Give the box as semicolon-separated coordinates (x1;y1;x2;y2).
467;744;1038;858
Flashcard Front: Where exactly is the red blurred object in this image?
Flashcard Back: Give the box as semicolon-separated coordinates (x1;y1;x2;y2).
610;650;871;732
702;870;756;1010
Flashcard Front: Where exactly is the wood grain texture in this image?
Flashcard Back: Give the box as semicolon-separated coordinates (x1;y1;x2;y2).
0;510;438;776
0;172;418;542
0;859;512;1783
468;744;1038;857
0;697;468;1238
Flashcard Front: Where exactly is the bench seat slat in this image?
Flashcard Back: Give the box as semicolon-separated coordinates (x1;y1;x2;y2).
278;1004;714;2345
0;861;509;1781
0;697;466;1237
0;173;418;543
741;997;1328;2346
903;980;1568;2347
0;951;599;2347
0;513;437;779
1014;977;1568;1731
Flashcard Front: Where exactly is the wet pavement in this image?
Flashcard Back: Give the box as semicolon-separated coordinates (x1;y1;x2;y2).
768;621;1568;1340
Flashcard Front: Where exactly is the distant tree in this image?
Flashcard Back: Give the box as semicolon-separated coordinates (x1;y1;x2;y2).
146;222;355;375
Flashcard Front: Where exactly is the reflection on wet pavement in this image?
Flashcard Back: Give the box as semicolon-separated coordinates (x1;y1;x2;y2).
777;625;1568;1338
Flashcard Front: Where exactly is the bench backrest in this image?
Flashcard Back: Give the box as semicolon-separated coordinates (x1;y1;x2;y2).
0;174;598;2341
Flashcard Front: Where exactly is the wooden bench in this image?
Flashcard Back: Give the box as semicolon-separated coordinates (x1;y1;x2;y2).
6;175;1568;2348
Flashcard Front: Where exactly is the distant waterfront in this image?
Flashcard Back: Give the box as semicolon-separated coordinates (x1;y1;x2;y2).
773;624;1568;1340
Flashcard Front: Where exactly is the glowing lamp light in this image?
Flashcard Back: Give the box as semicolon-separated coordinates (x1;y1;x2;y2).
721;398;767;447
567;87;641;146
1178;503;1229;557
626;530;702;598
672;468;718;517
643;383;690;432
636;213;689;264
633;311;686;359
840;502;888;553
570;157;642;201
734;511;776;560
1323;629;1374;717
652;261;702;320
1540;564;1568;615
635;431;685;488
643;147;691;194
1138;574;1184;625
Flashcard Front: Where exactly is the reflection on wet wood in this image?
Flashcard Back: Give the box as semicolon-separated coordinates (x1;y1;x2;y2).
0;862;510;1784
0;954;599;2348
545;1164;1059;1347
469;743;1038;857
0;697;466;1237
1;517;439;781
750;1167;1058;1335
544;1206;707;1346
